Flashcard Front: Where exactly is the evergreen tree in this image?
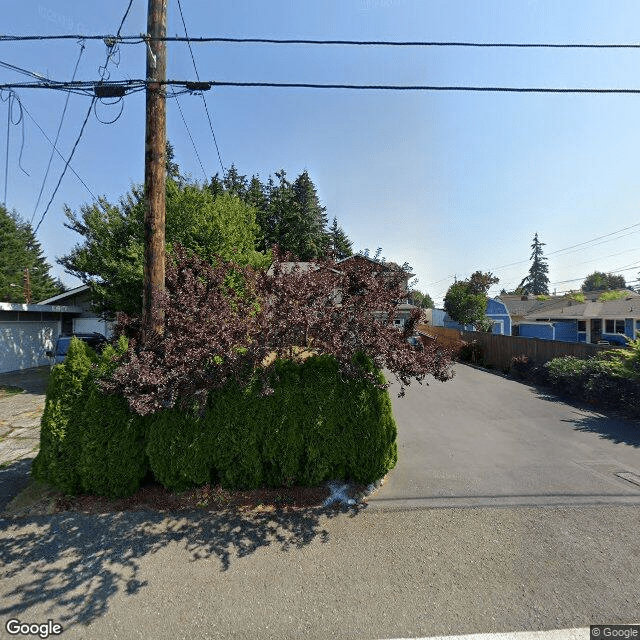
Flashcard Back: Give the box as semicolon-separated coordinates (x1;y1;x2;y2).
0;205;64;303
407;289;434;309
222;164;248;200
290;170;329;259
327;216;353;259
518;233;550;295
245;175;270;252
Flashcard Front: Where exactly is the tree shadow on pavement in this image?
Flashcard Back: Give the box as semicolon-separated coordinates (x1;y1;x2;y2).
562;413;640;448
0;502;365;629
0;458;34;511
528;384;640;448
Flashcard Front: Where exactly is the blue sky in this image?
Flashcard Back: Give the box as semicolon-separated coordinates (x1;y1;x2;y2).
2;0;640;305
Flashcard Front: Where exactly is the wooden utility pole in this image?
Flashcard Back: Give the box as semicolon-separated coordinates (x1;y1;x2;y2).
142;0;167;339
23;268;31;304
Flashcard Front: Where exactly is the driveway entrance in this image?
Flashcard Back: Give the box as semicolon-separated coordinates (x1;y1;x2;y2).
368;364;640;508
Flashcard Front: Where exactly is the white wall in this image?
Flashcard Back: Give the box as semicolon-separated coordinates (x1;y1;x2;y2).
73;317;114;338
0;321;59;373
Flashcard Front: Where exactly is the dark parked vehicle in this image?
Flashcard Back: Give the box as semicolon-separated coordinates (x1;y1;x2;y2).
46;333;108;365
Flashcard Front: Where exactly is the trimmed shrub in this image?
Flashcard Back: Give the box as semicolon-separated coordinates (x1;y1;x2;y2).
146;405;213;492
32;338;97;493
33;337;151;498
77;385;149;498
144;353;398;491
35;343;397;496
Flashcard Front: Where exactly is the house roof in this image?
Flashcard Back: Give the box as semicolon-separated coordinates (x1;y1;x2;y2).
498;294;573;318
266;257;413;278
0;301;83;314
499;290;640;320
338;254;415;278
38;284;90;305
524;295;640;320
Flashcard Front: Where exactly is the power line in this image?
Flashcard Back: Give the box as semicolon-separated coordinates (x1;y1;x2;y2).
33;98;94;234
8;78;640;95
33;0;135;234
19;102;95;200
6;34;640;48
0;60;48;81
175;0;225;176
546;222;640;256
171;90;207;181
31;41;85;224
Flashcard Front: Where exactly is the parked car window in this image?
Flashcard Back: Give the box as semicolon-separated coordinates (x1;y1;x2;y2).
46;333;107;364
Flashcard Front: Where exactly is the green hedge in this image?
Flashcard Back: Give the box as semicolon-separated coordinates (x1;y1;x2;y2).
32;337;149;498
33;342;397;497
148;354;398;491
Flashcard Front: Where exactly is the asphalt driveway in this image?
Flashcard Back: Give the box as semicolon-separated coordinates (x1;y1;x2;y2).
369;364;640;508
1;364;639;638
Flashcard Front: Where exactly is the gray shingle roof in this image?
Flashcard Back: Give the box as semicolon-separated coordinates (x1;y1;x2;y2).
524;295;640;320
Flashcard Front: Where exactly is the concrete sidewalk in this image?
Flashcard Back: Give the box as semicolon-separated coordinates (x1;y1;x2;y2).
0;367;48;509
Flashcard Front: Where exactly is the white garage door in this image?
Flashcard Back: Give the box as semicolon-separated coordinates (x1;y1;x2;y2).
0;321;58;373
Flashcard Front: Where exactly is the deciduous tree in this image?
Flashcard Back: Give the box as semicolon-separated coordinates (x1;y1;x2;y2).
581;271;626;292
104;247;453;415
59;179;270;318
444;270;499;330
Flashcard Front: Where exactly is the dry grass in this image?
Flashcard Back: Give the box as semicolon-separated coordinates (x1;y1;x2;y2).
0;385;24;399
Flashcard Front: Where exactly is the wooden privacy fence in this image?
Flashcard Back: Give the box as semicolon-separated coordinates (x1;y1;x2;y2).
416;325;466;351
458;330;614;371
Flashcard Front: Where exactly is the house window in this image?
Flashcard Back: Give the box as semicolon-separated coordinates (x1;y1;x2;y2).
605;319;625;334
577;320;586;332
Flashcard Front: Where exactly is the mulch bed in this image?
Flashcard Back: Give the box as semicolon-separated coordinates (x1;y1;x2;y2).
53;481;366;515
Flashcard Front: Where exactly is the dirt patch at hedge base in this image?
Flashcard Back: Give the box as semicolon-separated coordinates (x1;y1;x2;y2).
4;478;373;518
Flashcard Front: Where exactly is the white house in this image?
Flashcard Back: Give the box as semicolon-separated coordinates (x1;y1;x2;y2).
0;285;113;373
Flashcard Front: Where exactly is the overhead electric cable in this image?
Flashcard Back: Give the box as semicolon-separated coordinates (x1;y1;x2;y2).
171;89;207;181
33;0;134;234
175;0;225;175
0;59;47;81
546;222;640;256
8;79;640;95
20;101;95;200
33;99;94;233
31;41;85;223
5;34;640;48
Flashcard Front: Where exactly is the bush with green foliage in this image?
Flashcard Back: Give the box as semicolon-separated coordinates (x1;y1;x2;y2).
34;339;397;496
598;290;628;302
541;337;640;415
145;353;397;491
32;337;96;493
33;336;150;498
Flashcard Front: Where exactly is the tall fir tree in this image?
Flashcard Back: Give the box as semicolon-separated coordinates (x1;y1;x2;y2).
518;233;550;295
0;205;64;303
328;216;353;259
290;170;329;259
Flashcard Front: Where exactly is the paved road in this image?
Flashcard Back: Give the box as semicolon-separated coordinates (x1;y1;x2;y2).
369;364;640;509
0;364;639;639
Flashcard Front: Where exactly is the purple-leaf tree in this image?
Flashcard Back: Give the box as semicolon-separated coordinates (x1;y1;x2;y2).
103;246;453;415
